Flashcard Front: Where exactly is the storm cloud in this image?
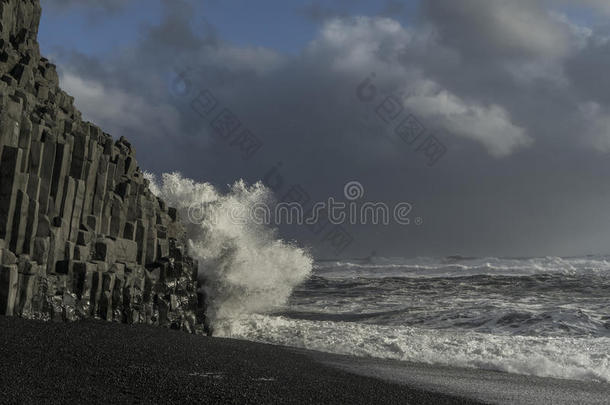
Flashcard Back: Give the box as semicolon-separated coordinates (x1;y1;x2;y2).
38;0;610;258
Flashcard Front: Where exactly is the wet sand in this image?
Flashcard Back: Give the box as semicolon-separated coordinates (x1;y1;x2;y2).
316;352;610;405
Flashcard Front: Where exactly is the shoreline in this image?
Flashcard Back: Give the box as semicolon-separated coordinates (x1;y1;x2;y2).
0;317;478;404
2;317;608;404
309;350;610;405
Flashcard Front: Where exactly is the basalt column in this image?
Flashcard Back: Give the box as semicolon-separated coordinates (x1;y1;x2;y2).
0;0;204;332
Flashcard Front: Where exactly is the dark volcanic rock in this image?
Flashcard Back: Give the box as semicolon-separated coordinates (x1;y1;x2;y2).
0;0;203;332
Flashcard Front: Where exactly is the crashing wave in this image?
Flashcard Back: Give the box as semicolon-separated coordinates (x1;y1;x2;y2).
144;172;313;330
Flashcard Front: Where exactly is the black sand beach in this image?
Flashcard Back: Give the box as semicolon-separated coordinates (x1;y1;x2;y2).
0;317;478;404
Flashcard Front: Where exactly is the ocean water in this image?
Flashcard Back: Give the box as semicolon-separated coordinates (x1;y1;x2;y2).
144;173;609;384
215;256;610;383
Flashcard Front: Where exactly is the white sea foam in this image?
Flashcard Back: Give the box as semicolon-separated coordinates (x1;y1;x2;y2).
144;172;313;324
216;314;610;383
315;256;610;279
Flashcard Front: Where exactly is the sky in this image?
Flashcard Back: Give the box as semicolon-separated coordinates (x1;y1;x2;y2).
37;0;610;258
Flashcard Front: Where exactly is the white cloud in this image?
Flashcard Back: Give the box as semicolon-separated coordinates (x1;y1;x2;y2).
60;70;182;141
307;16;531;157
488;2;572;58
404;79;531;157
307;17;412;75
423;0;575;60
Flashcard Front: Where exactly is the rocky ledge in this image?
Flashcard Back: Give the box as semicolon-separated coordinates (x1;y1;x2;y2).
0;0;204;332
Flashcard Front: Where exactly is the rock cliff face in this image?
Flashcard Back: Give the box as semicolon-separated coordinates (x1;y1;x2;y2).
0;0;203;332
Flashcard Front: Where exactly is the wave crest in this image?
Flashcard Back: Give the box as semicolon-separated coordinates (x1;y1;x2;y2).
145;172;313;328
217;314;610;383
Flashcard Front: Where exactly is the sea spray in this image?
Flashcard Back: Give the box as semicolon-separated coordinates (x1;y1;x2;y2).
144;172;313;331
